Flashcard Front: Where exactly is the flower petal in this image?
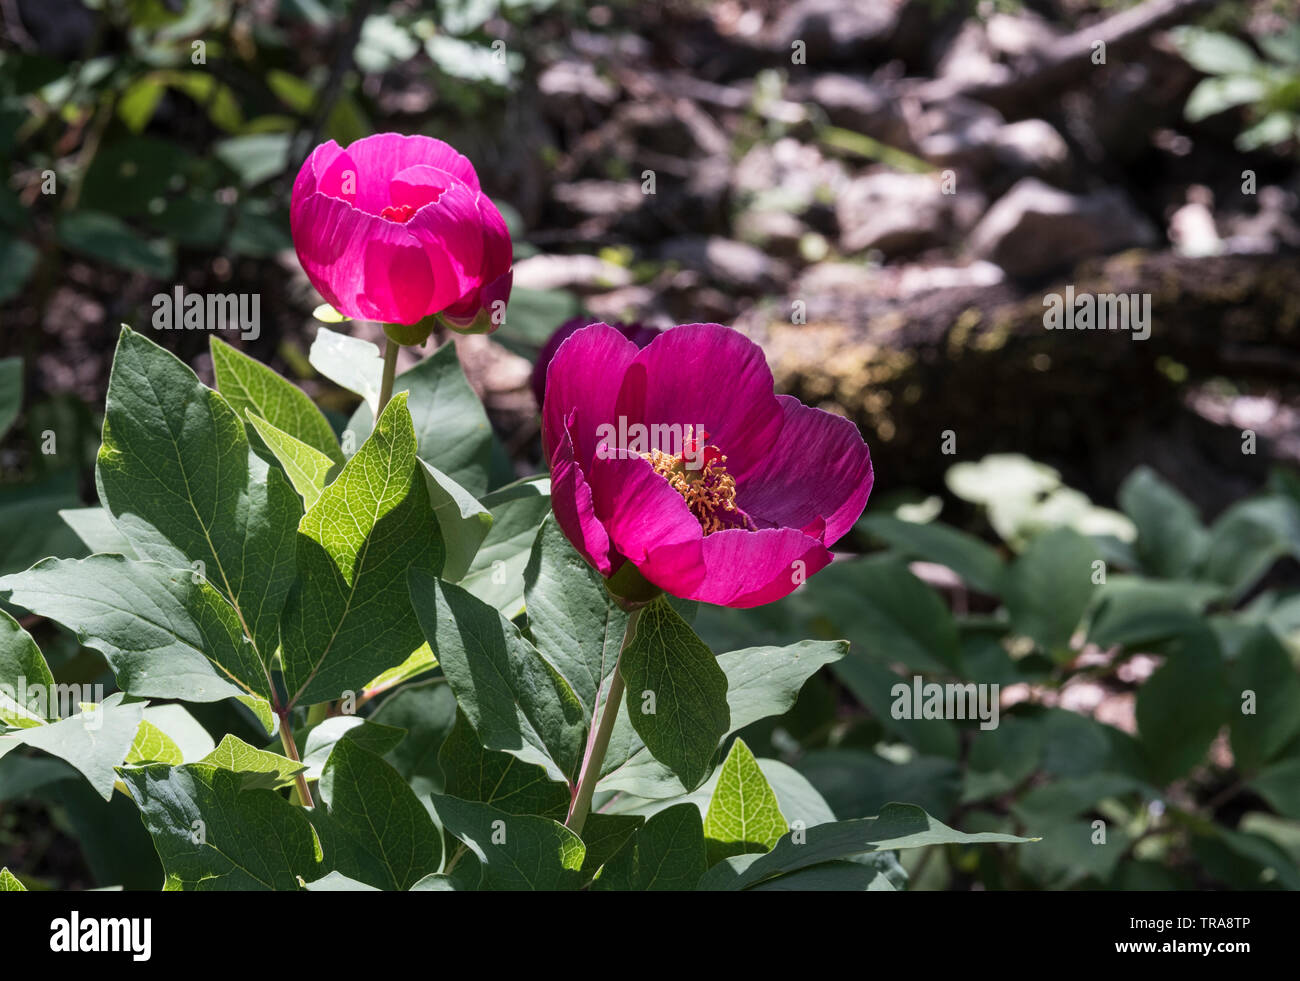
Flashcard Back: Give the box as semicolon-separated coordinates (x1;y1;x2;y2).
690;527;832;608
587;450;706;597
548;413;615;576
614;323;783;484
541;323;640;468
399;171;485;311
738;395;874;545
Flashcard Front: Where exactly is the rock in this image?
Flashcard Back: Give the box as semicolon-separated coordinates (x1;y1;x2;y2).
968;178;1159;277
770;0;900;63
835;172;951;255
732;138;850;216
734;209;810;258
798;74;911;147
991;120;1071;178
538;60;619;115
513;253;634;292
912;95;1005;167
659;236;788;293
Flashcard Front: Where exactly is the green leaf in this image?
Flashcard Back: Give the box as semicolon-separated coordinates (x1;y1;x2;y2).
698;802;1037;890
309;326;383;418
247;412;336;509
346;340;493;497
1136;624;1233;783
618;597;730;792
280;393;444;706
199;734;306;790
1118;466;1209;578
1251;757;1300;819
302;870;379;891
601;639;845;797
0;692;144;800
593;803;707;891
1202;496;1300;599
431;794;586;890
524;515;629;720
703;738;788;863
0;356;20;439
1171;27;1262;75
439;712;571;820
300;717;406;781
213;133;290;186
58;507;139;557
421;461;491;582
749;859;899;891
459;478;552;617
119;763;322;890
0;868;25;891
408;571;585;780
810;557;960;672
125;719;184;765
96;327;300;663
0;609;55;727
57;211;174;277
0;238;38;305
312;739;442;890
370;683;459;796
1086;576;1223;649
0;556;274;730
859;514;1004;595
211;336;343;465
1229;626;1300;772
577;813;644;873
1004;527;1099;656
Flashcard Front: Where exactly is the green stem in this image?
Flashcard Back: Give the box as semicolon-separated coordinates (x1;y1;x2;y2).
377;334;399;417
278;713;314;808
566;608;641;835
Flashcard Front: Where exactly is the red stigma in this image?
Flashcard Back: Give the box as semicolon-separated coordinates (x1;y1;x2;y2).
380;203;416;223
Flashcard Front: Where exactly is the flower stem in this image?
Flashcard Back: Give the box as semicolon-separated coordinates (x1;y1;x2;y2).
566;607;641;835
278;711;314;808
377;334;399;417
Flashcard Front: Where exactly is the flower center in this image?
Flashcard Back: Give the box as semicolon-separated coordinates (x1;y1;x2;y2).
380;203;416;223
643;440;754;536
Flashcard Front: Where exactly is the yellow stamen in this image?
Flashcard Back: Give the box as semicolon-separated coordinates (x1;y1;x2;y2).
644;449;742;535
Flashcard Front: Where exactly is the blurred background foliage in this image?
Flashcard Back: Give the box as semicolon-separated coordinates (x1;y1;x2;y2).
2;0;1300;890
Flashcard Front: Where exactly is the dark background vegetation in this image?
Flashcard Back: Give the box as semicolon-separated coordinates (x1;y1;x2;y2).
2;0;1300;890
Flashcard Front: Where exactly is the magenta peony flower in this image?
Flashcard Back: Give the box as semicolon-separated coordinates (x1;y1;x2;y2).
291;133;512;329
542;322;873;608
531;317;661;407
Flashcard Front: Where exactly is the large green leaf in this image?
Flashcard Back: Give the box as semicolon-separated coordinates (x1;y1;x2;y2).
421;461;491;583
438;712;570;820
702;738;787;863
0;609;54;727
408;571;585;780
96;327;300;663
459;478;552;617
346;340;493;497
617;597;730;793
1202;496;1300;600
0;692;144;800
246;413;336;510
600;639;844;797
199;734;305;791
1004;527;1099;657
523;516;629;721
119;763;322;890
0;868;25;891
859;514;1004;595
593;802;707;891
431;794;586;890
1229;626;1300;773
309;326;384;418
1136;624;1233;783
698;802;1036;890
371;683;459;796
1118;466;1208;578
280;394;443;707
0;555;274;729
312;739;442;890
211;336;343;465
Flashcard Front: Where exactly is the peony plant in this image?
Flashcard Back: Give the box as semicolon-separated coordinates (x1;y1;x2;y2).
0;135;1035;892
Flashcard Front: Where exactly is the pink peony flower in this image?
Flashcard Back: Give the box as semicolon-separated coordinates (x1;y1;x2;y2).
542;322;874;608
531;317;661;407
290;133;512;330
